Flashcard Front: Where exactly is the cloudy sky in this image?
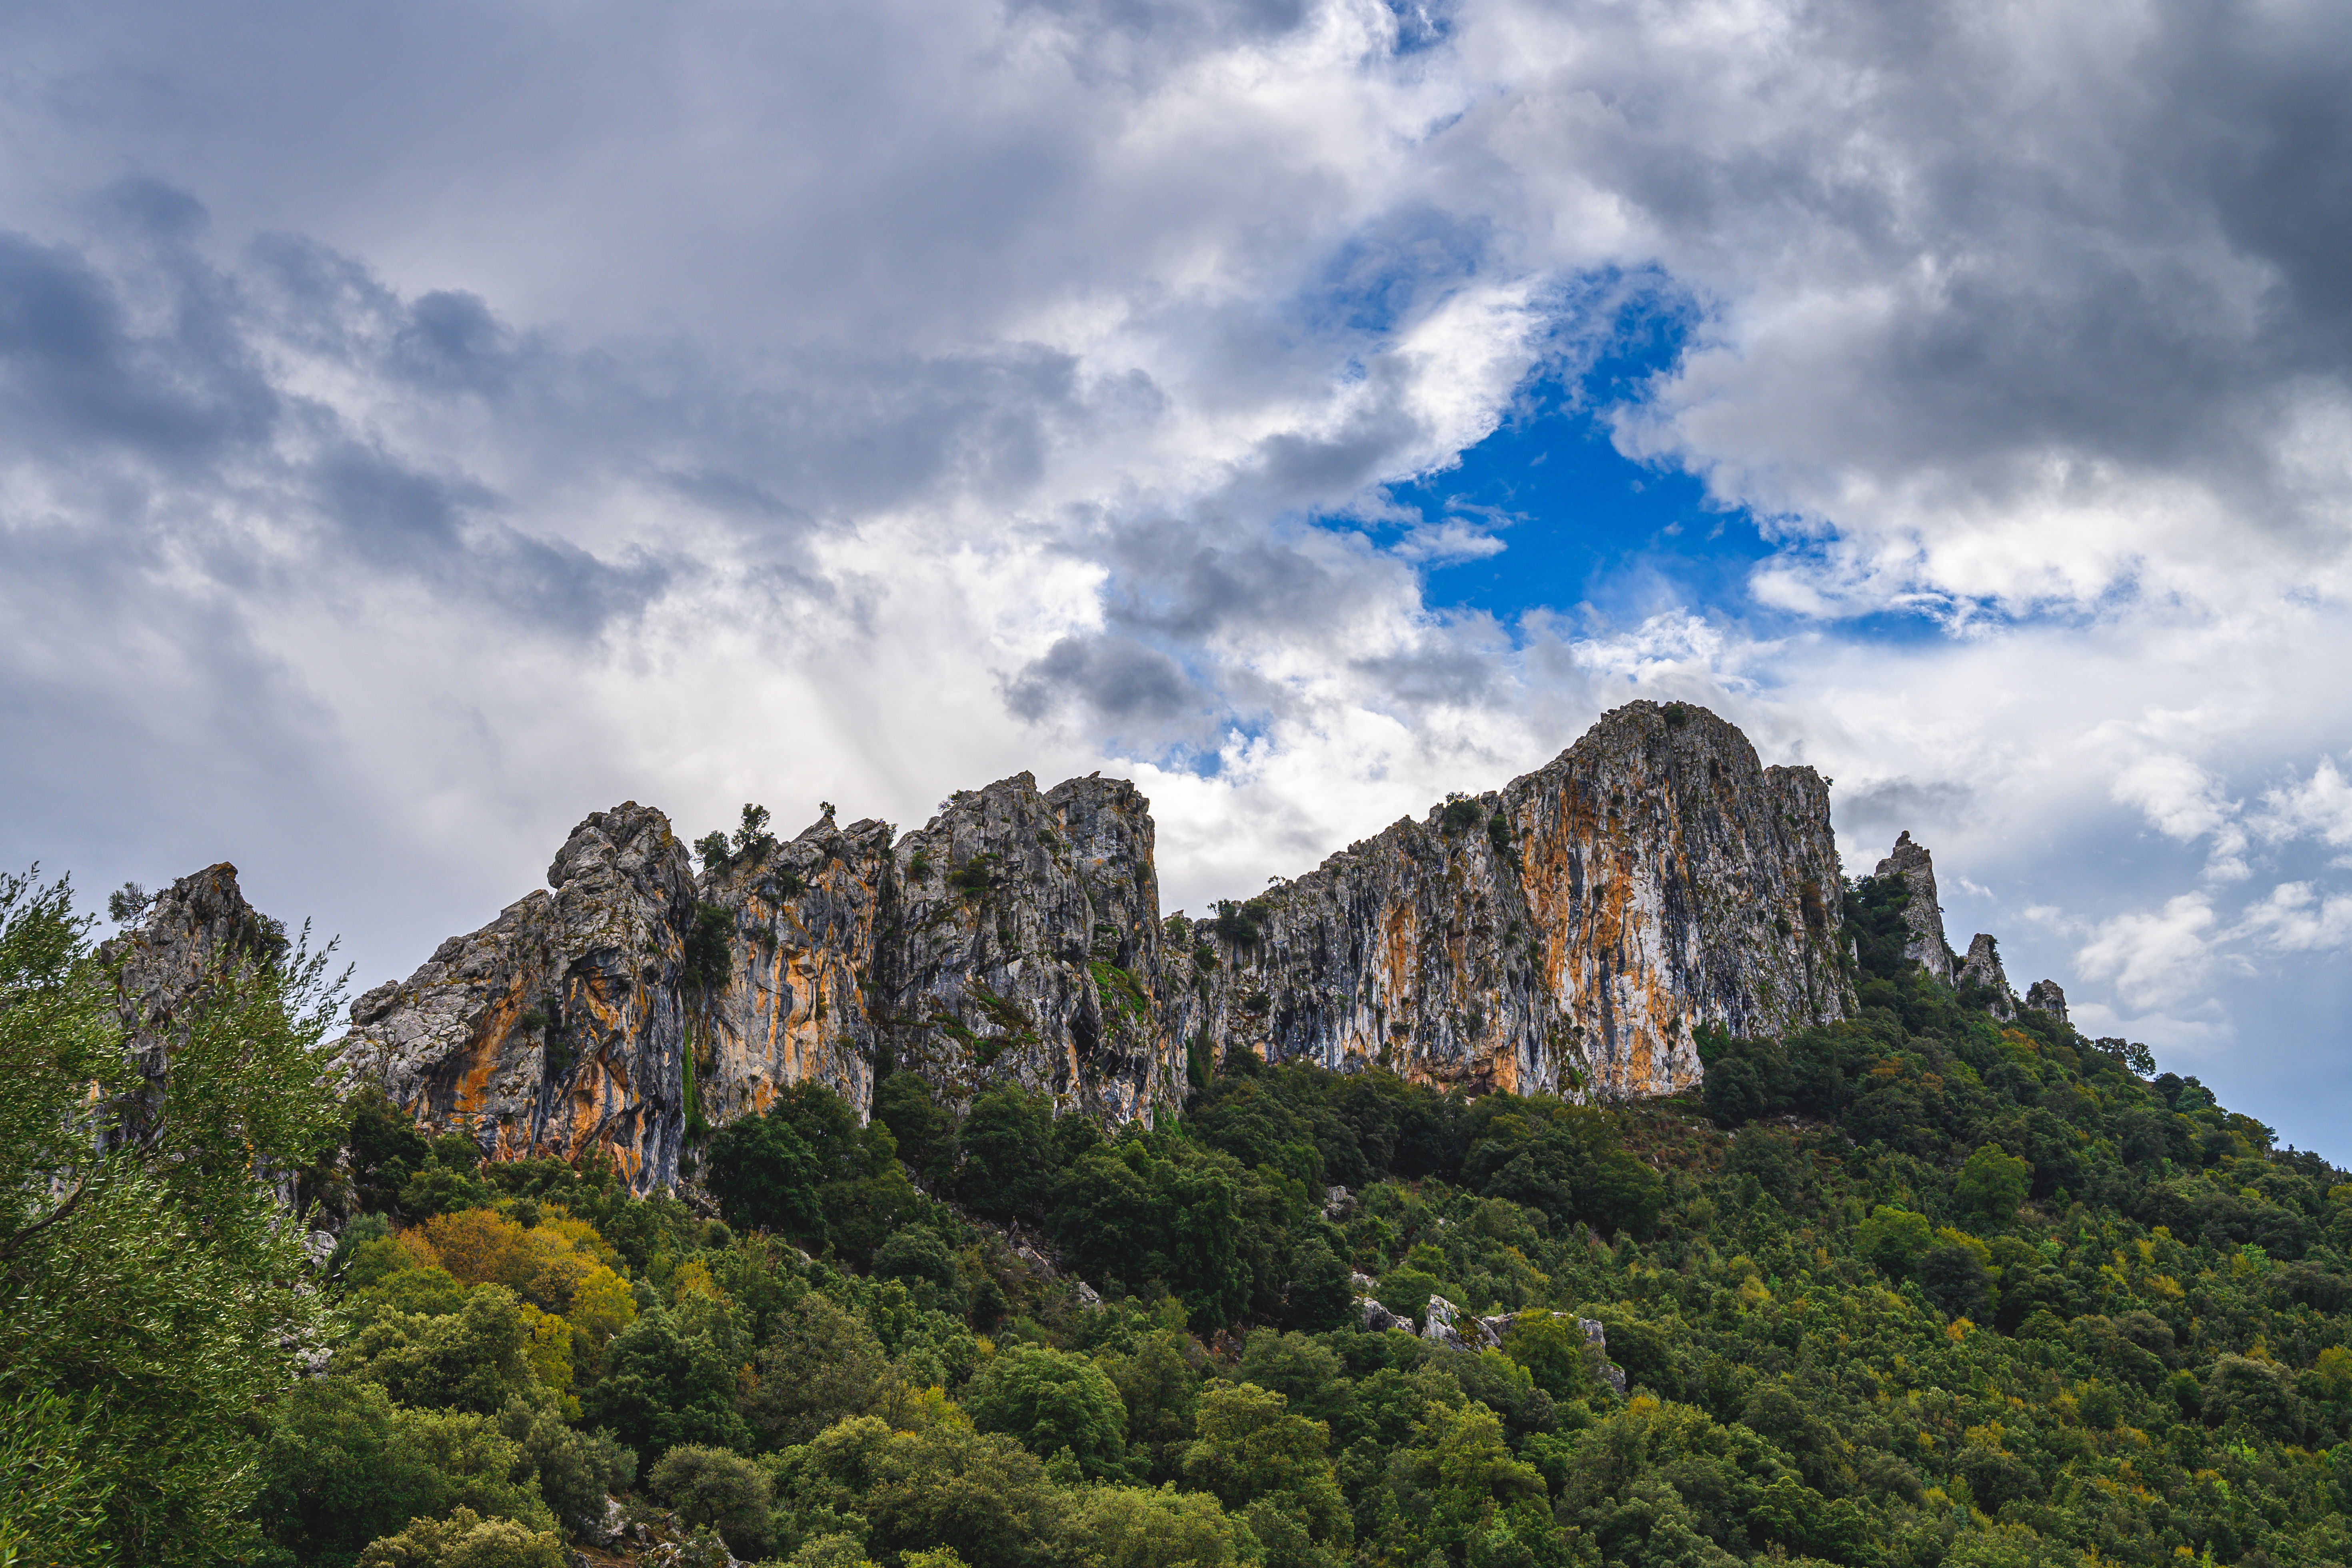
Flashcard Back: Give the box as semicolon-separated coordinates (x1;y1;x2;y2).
5;0;2349;1152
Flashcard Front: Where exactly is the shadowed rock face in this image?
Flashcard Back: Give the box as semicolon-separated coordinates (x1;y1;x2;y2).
2024;979;2068;1023
1157;701;1852;1098
326;702;1857;1188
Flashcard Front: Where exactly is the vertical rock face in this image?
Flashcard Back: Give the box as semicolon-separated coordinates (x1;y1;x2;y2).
870;773;1175;1123
342;804;696;1189
696;813;895;1128
330;702;1854;1186
1164;703;1853;1098
1872;832;1954;986
1956;933;2018;1021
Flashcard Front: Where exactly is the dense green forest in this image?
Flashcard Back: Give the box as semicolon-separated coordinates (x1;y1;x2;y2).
10;865;2352;1568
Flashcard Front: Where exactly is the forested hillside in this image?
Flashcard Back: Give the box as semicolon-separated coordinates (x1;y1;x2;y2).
10;865;2352;1568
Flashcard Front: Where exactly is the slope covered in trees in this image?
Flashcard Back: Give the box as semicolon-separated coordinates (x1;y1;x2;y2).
10;863;2352;1567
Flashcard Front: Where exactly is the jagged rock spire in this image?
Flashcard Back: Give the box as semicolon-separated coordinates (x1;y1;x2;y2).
1956;933;2017;1021
2024;979;2068;1023
1872;831;1955;986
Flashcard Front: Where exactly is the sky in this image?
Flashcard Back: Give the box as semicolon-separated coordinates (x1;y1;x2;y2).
3;0;2350;1154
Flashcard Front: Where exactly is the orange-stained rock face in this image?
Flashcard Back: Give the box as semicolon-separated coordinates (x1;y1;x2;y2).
1158;701;1852;1098
343;801;695;1189
330;701;1853;1191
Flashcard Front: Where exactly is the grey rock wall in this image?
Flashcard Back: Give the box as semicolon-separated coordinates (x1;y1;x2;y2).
341;804;696;1189
2024;979;2068;1023
1163;702;1852;1098
325;703;1858;1187
102;862;289;1095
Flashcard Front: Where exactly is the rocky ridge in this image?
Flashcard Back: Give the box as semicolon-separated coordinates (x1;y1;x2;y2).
118;702;2029;1192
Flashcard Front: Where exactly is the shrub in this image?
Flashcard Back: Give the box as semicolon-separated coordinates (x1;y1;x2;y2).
357;1506;567;1568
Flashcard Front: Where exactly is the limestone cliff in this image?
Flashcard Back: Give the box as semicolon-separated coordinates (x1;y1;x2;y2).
690;773;1180;1131
1159;701;1852;1098
326;702;1855;1186
2024;979;2068;1023
342;805;697;1189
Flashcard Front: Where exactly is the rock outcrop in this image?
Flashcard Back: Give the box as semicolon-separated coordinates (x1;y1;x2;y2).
1956;933;2017;1021
342;777;1187;1183
102;862;290;1091
329;702;1856;1186
2024;979;2068;1023
1161;702;1851;1098
1872;832;1954;985
343;805;698;1189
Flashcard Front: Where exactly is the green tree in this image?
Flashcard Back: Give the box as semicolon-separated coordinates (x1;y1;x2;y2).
1954;1143;2033;1227
356;1506;568;1568
875;1073;959;1190
965;1346;1131;1479
740;1290;886;1448
876;1227;969;1317
706;1113;822;1240
1281;1239;1355;1334
1854;1205;1935;1278
1179;1383;1349;1563
957;1089;1061;1222
496;1398;635;1540
254;1378;557;1562
339;1286;547;1414
649;1444;775;1558
1498;1311;1597;1404
779;1417;1067;1568
1065;1485;1260;1568
580;1308;751;1456
0;870;346;1567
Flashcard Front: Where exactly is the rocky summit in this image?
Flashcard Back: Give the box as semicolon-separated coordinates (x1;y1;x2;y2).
269;701;1866;1188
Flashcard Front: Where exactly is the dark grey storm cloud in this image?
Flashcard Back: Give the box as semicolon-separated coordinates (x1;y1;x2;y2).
1005;634;1201;727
